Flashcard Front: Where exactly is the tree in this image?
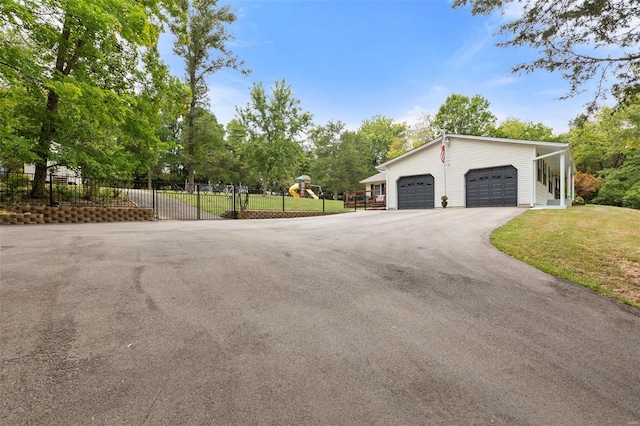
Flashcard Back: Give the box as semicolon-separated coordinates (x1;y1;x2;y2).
434;94;496;136
308;121;346;197
235;80;313;194
592;150;640;209
357;116;408;167
490;118;559;141
0;0;180;197
568;103;640;173
407;112;439;149
170;0;248;192
339;130;373;192
186;108;227;183
574;171;603;203
452;0;640;107
568;96;640;209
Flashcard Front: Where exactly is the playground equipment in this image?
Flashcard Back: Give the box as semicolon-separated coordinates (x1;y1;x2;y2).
289;175;321;199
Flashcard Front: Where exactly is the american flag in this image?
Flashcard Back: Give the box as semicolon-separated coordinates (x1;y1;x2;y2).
440;138;445;163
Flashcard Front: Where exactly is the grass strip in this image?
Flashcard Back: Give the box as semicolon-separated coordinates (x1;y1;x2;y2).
491;205;640;308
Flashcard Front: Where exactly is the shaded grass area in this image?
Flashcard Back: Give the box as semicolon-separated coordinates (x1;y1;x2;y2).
491;205;640;308
160;191;352;217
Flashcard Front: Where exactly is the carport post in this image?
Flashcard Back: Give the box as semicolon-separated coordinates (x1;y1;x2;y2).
532;159;536;207
560;152;566;207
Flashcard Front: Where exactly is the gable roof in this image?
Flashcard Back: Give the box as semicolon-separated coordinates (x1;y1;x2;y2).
359;172;386;184
376;134;575;172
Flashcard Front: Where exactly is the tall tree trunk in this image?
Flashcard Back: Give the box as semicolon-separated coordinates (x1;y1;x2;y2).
31;14;80;199
185;77;197;194
31;89;60;198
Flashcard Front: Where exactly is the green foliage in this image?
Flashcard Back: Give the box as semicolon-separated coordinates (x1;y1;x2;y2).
0;0;184;196
357;115;407;166
235;80;313;193
490;118;560;142
593;150;640;209
452;0;640;108
308;121;372;197
567;97;640;210
185;108;227;182
434;94;496;136
407;112;439;149
568;104;639;173
170;0;248;188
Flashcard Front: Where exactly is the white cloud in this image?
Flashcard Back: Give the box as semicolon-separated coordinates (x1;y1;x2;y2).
395;106;428;126
486;75;517;87
446;23;492;68
500;2;525;20
206;76;251;125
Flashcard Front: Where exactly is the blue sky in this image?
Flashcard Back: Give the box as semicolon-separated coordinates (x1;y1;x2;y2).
158;0;604;135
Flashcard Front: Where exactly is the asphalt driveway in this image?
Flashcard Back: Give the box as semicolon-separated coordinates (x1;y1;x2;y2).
1;208;639;424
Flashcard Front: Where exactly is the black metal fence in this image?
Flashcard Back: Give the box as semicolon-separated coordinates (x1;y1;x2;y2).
0;172;340;220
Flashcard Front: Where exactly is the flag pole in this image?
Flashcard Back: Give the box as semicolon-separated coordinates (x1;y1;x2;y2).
442;128;447;198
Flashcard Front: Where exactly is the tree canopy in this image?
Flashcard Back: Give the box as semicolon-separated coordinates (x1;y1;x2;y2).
0;0;181;196
489;118;559;142
235;80;313;193
452;0;640;107
568;95;640;208
170;0;247;190
434;94;496;136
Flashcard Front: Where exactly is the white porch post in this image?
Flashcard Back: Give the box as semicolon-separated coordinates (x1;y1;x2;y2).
560;151;566;207
385;170;390;210
571;169;575;200
532;159;536;207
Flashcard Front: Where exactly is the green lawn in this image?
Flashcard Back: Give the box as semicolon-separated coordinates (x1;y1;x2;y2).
491;205;640;308
159;191;352;217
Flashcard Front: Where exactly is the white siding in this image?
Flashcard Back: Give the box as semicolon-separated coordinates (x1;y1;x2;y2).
534;157;562;205
536;181;554;205
384;137;535;208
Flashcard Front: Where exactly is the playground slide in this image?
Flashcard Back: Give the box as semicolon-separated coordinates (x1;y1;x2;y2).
289;183;300;198
288;183;320;199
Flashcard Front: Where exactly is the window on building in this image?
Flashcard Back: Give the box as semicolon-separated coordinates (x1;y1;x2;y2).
537;159;542;182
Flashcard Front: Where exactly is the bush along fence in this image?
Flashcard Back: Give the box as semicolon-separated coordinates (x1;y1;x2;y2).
0;172;351;222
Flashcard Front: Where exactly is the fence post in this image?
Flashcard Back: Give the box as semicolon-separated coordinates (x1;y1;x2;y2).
322;189;325;212
282;187;285;212
354;193;357;212
49;173;54;206
152;182;156;217
197;183;201;220
233;184;236;213
364;191;367;211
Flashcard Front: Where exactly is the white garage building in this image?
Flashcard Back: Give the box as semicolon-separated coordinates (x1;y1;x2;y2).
360;134;577;209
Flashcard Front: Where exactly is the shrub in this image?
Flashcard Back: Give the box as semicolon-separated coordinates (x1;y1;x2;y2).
574;171;602;203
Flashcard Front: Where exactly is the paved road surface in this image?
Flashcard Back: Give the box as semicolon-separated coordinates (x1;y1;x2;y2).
1;208;639;424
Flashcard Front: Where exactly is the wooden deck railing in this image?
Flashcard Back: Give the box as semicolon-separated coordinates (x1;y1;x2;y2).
344;190;386;209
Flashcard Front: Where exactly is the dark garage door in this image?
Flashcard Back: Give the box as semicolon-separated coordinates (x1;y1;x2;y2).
465;166;517;207
397;174;434;209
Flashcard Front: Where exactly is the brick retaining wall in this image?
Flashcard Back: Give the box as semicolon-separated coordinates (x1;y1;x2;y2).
222;210;346;220
0;206;155;225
